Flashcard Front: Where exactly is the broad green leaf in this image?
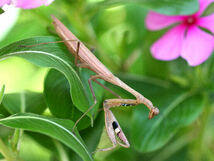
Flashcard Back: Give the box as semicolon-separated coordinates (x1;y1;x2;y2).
106;74;204;152
97;0;198;15
80;112;104;153
0;113;93;161
78;68;104;117
44;69;104;128
68;112;104;161
0;85;5;105
44;69;75;118
0;37;90;115
26;132;58;155
1;92;46;114
0;104;10;117
44;69;91;130
129;81;204;152
202;2;214;16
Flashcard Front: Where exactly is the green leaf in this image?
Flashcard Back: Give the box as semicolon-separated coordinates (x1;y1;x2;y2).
44;69;75;119
0;37;90;115
80;111;104;153
202;2;214;16
1;91;46;114
98;0;199;15
0;85;5;105
131;84;204;152
0;8;4;14
108;74;204;152
68;112;104;161
0;105;10;117
0;114;4;118
26;132;58;154
140;0;199;15
0;113;93;161
44;69;91;130
44;68;104;129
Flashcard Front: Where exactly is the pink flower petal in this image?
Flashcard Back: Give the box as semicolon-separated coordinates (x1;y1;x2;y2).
198;13;214;33
0;0;11;7
198;0;214;15
181;26;214;66
146;11;183;30
151;25;186;60
14;0;54;9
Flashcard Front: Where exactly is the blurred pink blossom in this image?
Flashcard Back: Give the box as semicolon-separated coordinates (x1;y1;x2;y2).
0;0;10;7
0;0;54;9
146;0;214;66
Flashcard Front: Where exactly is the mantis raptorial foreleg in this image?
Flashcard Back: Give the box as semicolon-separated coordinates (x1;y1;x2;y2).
97;106;130;152
97;98;142;152
96;97;158;151
103;98;158;119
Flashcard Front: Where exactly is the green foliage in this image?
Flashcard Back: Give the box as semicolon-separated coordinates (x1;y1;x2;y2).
0;92;46;114
0;113;93;161
133;91;204;152
98;0;199;15
0;85;5;105
0;8;4;14
0;37;91;117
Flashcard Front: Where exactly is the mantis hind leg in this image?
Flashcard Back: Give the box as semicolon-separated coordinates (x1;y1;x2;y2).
72;75;121;132
74;41;80;65
93;79;121;98
72;75;100;132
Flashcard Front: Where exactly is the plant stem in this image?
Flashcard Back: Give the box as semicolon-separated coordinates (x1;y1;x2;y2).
0;85;5;105
0;138;15;161
189;94;212;161
11;129;23;153
54;140;69;161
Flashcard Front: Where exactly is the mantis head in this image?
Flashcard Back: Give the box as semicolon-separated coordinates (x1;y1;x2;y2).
148;107;159;119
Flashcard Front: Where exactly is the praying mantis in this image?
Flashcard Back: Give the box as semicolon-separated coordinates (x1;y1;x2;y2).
51;16;159;151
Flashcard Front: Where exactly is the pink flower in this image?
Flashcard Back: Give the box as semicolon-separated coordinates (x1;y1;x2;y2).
0;0;11;7
0;0;54;9
146;0;214;66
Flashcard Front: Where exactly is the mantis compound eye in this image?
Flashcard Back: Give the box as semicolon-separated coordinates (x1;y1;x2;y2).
153;107;159;115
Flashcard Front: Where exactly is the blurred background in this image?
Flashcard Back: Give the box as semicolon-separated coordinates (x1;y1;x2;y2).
0;0;214;161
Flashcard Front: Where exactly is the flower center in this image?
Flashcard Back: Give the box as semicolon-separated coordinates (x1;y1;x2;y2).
183;15;198;26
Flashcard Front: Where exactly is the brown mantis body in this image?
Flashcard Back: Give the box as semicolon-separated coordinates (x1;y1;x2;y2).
51;16;159;151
